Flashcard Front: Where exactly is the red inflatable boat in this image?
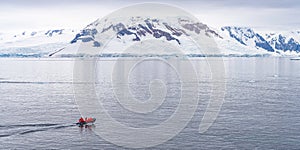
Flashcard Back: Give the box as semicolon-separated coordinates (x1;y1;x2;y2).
76;117;96;127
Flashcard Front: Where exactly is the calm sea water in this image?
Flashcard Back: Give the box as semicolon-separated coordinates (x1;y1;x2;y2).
0;57;300;149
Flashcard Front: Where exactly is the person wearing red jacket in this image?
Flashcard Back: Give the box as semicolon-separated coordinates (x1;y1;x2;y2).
79;117;85;123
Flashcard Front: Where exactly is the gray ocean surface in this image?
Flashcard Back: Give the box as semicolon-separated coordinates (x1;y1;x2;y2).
0;57;300;149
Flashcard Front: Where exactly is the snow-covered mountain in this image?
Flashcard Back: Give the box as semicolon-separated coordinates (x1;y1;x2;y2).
70;18;221;46
56;17;224;57
56;17;300;57
0;29;77;57
264;31;300;55
219;27;300;56
53;17;276;57
220;26;274;52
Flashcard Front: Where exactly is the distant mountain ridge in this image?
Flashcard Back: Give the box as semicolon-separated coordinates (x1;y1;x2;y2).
220;26;300;55
220;26;274;52
56;17;227;57
264;31;300;53
0;18;300;57
0;29;77;57
70;17;222;47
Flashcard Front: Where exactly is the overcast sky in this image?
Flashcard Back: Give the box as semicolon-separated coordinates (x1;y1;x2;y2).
0;0;299;33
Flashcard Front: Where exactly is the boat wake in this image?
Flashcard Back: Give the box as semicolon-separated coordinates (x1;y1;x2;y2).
0;123;60;128
0;123;75;138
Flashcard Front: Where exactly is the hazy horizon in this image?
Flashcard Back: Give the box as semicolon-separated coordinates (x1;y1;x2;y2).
0;0;300;33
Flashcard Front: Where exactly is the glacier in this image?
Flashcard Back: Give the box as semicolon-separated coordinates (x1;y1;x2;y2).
0;29;77;57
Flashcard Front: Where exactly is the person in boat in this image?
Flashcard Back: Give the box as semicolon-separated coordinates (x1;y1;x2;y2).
79;117;86;124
